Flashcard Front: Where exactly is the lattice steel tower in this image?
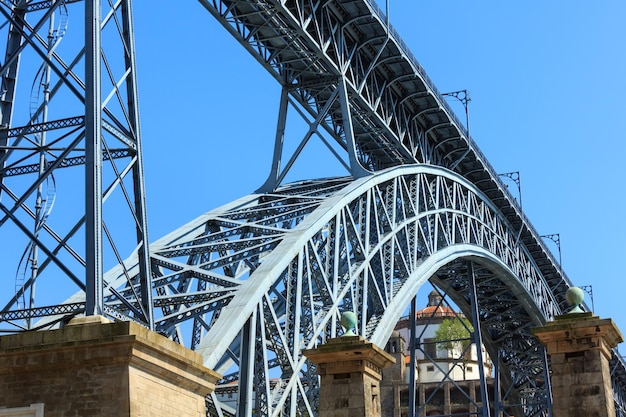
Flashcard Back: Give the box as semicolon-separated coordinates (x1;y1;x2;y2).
0;0;152;330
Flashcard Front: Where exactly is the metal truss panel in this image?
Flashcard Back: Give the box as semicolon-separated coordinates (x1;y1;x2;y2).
83;164;586;417
197;0;575;326
0;0;152;330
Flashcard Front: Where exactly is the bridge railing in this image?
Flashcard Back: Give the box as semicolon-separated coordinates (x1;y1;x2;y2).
365;0;576;304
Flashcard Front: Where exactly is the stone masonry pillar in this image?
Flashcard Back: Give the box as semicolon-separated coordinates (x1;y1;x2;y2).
0;316;221;417
532;312;623;417
381;331;407;417
303;336;395;417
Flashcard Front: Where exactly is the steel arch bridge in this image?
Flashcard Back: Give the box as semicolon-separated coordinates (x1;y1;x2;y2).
108;165;560;416
0;1;625;417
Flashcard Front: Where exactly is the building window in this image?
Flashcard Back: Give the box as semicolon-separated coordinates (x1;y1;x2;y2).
422;338;437;359
0;404;44;417
466;366;473;372
426;366;435;372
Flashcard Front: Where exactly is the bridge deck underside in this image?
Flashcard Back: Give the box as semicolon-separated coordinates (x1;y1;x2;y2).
200;0;573;317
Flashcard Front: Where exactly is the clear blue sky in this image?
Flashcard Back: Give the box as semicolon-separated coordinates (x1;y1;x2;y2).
130;2;626;342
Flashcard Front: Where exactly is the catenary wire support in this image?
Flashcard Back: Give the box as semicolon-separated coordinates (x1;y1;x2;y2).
498;171;522;205
540;233;562;271
580;285;595;313
442;89;471;132
443;90;471;171
499;171;524;244
385;0;390;30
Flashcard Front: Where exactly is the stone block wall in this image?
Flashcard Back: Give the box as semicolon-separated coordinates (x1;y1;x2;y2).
549;349;615;417
0;316;220;417
532;313;624;417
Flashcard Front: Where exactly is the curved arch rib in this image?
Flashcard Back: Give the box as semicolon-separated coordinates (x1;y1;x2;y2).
96;164;565;416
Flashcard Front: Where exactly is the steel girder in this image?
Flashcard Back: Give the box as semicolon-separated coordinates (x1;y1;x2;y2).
190;2;626;413
90;164;560;416
0;0;152;330
195;0;574;325
0;1;624;416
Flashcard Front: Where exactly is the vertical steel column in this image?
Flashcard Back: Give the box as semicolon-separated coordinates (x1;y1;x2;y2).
0;7;25;193
258;86;289;193
237;311;257;417
408;295;417;417
122;0;153;329
494;351;501;417
337;78;370;179
85;0;103;317
468;260;491;417
542;347;554;417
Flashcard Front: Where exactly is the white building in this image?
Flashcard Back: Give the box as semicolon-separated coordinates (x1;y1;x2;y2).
394;290;492;383
381;290;496;416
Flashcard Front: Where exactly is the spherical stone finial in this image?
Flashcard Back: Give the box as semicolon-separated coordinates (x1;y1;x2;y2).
565;287;585;314
340;311;357;336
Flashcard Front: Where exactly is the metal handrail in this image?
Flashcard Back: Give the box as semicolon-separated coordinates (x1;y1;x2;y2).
364;0;575;295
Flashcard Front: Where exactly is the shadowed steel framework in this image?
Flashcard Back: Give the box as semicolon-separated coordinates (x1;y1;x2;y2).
0;1;625;417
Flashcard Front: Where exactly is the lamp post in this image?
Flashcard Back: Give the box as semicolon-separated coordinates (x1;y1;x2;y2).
498;171;522;206
442;89;471;139
540;233;562;270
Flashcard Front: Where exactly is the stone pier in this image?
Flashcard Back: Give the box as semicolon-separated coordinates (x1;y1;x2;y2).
532;312;623;417
0;316;220;417
303;336;395;417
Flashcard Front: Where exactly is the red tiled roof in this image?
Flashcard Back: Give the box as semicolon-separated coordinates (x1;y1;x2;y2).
416;305;455;318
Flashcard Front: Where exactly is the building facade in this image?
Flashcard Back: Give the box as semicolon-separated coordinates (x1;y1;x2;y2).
381;290;495;417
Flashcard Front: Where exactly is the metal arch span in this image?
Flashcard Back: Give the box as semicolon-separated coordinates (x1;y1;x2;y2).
196;0;575;322
101;164;561;416
193;165;560;358
2;2;624;416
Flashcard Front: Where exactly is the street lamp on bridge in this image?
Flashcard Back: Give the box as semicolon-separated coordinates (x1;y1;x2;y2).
540;233;562;270
580;285;595;313
442;89;471;138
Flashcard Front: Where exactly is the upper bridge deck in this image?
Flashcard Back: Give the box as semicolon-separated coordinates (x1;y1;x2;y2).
199;1;626;398
199;0;572;312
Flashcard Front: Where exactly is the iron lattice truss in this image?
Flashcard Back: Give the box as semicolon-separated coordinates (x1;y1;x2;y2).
198;0;573;316
97;165;558;416
193;1;626;413
0;0;152;329
1;1;626;417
